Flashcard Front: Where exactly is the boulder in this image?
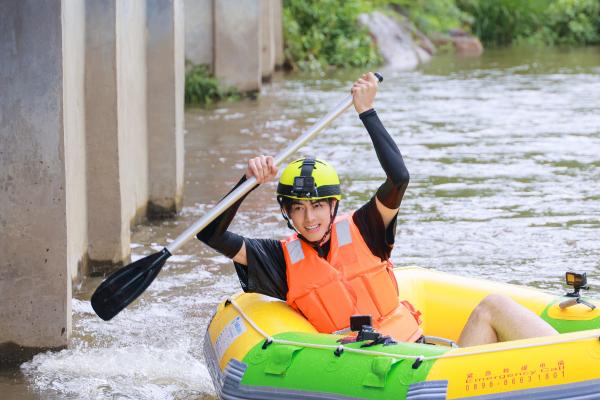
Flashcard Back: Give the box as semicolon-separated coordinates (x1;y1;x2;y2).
358;11;435;70
432;29;484;56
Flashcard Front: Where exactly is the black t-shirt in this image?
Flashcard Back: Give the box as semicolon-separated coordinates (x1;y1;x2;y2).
233;196;398;300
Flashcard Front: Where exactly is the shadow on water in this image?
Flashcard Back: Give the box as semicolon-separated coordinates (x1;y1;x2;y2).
14;46;600;399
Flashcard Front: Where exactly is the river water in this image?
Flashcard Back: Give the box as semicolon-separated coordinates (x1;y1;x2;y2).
5;46;600;399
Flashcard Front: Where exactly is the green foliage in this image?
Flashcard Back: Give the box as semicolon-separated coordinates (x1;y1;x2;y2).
386;0;474;36
282;0;382;71
184;64;239;106
457;0;549;46
282;0;600;70
536;0;600;45
456;0;600;46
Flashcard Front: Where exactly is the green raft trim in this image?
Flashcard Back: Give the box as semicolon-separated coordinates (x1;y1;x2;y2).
540;297;600;333
240;332;449;400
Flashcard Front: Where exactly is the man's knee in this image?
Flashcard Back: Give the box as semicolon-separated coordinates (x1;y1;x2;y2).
473;293;513;320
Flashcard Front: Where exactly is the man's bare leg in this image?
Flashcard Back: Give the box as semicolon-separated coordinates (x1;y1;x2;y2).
458;294;558;347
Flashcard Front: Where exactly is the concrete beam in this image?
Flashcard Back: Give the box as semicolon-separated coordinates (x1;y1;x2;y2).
260;0;275;80
0;0;74;357
84;0;130;268
184;0;213;69
147;0;185;218
273;0;284;68
85;0;149;270
117;1;149;226
214;0;261;93
64;0;88;284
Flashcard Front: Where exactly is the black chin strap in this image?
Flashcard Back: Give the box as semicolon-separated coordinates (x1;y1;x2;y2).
277;196;296;231
316;199;338;245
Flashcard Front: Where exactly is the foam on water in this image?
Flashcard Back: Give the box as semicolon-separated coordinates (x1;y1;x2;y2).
20;255;240;399
22;345;213;400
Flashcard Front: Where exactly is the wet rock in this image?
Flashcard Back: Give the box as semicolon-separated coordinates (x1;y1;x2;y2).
431;29;484;56
358;11;435;70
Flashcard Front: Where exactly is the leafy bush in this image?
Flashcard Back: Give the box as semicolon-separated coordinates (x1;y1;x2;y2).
457;0;549;46
386;0;474;36
184;64;239;106
537;0;600;45
283;0;382;71
456;0;600;46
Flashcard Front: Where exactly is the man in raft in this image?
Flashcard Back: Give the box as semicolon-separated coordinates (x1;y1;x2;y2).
197;72;557;346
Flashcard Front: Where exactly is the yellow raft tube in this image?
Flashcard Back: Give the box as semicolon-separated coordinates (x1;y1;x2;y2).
204;267;600;399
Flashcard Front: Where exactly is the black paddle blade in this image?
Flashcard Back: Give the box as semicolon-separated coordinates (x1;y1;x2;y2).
91;248;171;321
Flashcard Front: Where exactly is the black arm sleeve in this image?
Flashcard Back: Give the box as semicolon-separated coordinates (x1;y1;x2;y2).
195;176;257;258
359;109;409;209
353;197;398;261
233;238;288;300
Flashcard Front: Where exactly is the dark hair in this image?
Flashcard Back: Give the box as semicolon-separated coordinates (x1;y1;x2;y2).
278;196;294;214
278;196;335;215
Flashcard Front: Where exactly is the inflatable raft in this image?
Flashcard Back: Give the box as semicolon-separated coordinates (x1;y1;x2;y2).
204;267;600;399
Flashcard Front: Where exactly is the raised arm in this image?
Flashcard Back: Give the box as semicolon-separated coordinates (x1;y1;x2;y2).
351;72;409;229
196;156;278;266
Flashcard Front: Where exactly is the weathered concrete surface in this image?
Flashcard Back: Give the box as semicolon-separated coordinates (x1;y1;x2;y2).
147;0;185;217
85;0;130;267
359;11;435;70
273;0;284;67
184;0;213;68
0;0;71;352
63;0;88;284
85;0;149;270
117;0;149;226
260;0;275;80
215;0;261;92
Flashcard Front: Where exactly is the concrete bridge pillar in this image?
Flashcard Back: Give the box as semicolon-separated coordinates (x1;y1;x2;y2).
214;0;261;93
147;0;185;218
184;0;213;69
273;0;285;68
1;0;186;363
0;0;85;363
261;0;276;80
85;0;149;270
186;0;284;89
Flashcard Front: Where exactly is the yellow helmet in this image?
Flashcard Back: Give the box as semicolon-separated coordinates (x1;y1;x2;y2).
277;157;341;201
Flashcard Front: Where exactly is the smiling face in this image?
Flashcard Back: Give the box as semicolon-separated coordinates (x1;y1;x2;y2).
287;199;336;242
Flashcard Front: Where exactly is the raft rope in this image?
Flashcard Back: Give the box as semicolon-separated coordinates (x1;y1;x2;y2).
226;297;600;365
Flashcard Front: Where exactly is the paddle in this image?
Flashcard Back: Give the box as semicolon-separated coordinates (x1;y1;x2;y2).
91;73;383;321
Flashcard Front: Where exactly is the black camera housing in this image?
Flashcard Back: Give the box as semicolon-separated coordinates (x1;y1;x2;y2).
350;315;372;331
565;271;587;289
292;176;315;197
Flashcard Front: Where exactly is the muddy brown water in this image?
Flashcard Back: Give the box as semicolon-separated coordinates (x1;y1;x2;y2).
5;46;600;399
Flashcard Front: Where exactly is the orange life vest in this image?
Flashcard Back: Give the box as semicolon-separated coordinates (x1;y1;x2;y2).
281;214;423;342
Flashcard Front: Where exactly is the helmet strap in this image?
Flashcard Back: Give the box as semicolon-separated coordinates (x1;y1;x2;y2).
315;198;339;248
277;196;297;232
